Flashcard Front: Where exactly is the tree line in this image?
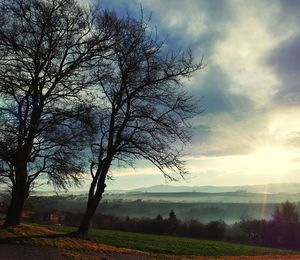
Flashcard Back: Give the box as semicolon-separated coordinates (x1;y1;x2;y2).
0;0;202;237
30;209;227;241
233;201;300;249
26;201;300;249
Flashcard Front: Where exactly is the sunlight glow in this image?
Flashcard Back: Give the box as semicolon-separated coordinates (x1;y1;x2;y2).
260;183;269;220
250;147;290;173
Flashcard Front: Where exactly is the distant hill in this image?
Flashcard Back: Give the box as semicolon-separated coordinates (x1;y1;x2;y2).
108;183;300;194
14;182;300;196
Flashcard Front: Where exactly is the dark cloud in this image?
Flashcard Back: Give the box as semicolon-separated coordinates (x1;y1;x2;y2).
277;0;300;23
268;33;300;105
190;65;254;115
199;0;232;21
149;0;232;53
189;123;211;146
99;0;232;54
99;0;252;117
98;0;140;16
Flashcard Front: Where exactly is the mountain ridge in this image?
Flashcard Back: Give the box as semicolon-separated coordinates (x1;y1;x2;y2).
107;182;300;194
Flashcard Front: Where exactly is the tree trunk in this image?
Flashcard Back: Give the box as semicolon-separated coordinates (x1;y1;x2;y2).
4;159;29;227
4;182;28;226
76;183;107;238
77;197;99;238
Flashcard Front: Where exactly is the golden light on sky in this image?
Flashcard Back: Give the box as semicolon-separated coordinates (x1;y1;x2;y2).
250;147;290;174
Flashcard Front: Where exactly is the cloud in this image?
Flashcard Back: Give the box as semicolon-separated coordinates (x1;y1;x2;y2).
212;1;283;108
276;0;300;28
268;108;300;145
189;109;270;158
268;33;300;105
286;134;300;147
189;65;254;115
93;0;300;187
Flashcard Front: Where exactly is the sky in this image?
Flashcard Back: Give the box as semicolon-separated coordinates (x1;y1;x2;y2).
55;0;300;191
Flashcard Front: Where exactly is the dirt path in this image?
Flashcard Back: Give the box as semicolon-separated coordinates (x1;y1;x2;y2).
90;255;300;259
0;244;66;260
1;244;300;260
195;256;300;260
66;253;300;260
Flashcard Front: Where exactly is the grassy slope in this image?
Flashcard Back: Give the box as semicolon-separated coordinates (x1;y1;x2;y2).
0;219;299;258
0;223;154;259
48;225;297;257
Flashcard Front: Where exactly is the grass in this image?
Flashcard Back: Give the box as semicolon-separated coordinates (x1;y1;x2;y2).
48;225;297;257
0;222;155;259
0;219;299;259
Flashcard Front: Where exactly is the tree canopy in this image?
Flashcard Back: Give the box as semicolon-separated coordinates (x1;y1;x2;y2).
0;0;202;231
0;0;114;225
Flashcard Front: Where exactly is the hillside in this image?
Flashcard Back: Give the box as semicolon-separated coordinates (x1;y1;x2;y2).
0;222;300;259
0;223;163;259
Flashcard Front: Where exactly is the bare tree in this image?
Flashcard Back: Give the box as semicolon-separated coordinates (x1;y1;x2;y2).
76;14;203;237
0;0;113;226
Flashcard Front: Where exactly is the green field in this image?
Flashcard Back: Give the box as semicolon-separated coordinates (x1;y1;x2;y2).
48;225;296;256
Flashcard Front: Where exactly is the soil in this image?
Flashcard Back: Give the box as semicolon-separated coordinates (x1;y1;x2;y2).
1;245;300;260
0;244;66;260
